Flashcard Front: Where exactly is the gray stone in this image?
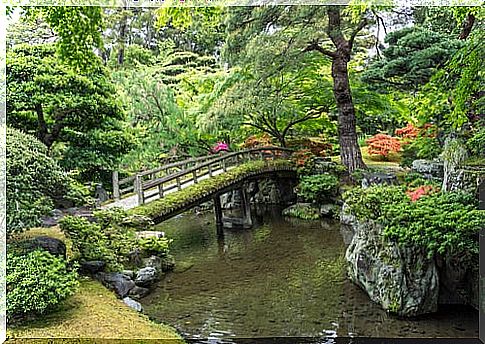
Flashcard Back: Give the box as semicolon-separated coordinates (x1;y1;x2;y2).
320;203;339;217
143;256;162;271
340;203;357;226
345;206;439;316
94;183;109;203
96;272;135;298
26;236;66;258
136;231;165;240
122;270;135;279
135;267;157;286
361;172;398;189
80;261;106;274
129;286;150;300
412;159;444;179
123;297;143;312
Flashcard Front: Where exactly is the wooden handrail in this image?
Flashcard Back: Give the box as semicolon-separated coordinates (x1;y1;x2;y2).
112;146;293;202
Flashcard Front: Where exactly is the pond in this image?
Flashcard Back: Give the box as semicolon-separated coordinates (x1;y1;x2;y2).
141;206;478;341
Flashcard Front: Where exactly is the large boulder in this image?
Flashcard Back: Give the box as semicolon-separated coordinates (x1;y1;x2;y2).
135;267;158;287
80;260;106;275
96;272;135;298
361;172;398;189
26;236;66;258
344;208;439;316
129;286;150;300
411;159;444;179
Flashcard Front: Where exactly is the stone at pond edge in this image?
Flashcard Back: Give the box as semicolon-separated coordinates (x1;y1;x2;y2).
25;236;67;259
135;267;158;287
123;297;144;312
122;270;135;279
320;203;339;217
80;261;106;275
95;272;136;298
129;286;150;300
136;231;165;240
344;206;439;316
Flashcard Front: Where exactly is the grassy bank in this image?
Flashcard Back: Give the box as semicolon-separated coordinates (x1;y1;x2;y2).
8;279;183;341
8;227;183;342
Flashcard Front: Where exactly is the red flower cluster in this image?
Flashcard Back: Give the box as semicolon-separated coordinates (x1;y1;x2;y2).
406;185;435;202
366;134;401;157
395;123;420;139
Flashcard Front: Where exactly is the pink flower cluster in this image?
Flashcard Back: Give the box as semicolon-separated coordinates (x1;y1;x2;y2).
213;142;229;152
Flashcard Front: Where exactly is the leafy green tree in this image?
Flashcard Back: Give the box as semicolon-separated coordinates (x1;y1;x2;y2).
24;6;104;71
7;44;133;183
223;5;371;171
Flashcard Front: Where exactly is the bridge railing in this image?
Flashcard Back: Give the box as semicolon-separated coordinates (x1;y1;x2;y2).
129;146;293;205
112;154;223;200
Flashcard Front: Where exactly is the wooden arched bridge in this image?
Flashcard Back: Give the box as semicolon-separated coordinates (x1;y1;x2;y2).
104;147;297;228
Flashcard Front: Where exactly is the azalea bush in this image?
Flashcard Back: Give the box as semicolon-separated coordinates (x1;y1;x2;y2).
365;134;401;158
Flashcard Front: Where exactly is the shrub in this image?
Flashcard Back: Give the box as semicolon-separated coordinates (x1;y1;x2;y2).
395;123;419;139
7;250;78;320
467;127;485;158
138;237;171;257
365;134;401;158
400;136;441;167
297;174;339;203
6;127;69;234
282;204;320;220
59;216;121;271
343;186;484;257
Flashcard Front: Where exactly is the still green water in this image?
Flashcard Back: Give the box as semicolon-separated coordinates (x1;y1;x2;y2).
141;207;478;340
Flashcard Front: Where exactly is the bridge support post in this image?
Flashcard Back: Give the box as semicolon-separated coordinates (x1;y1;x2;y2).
241;186;253;228
213;195;224;236
112;171;120;200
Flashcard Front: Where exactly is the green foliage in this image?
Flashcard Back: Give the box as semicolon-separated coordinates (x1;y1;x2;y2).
59;216;121;271
400;136;441;168
138;237;171;257
362;26;464;92
297;174;339;203
384;192;483;256
343;186;484;257
7;250;79;320
7;43;133;184
24;7;103;71
401;173;441;189
282;204;320;220
467;126;485;158
131;160;294;220
6;127;69;234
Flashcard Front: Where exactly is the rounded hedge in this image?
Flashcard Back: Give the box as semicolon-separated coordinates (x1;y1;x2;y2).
7;250;79;320
7;127;69;234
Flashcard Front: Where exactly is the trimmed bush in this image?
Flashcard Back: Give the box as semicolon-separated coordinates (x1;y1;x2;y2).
297;174;339;203
59;216;122;271
7;250;78;320
6;127;69;234
343;186;484;257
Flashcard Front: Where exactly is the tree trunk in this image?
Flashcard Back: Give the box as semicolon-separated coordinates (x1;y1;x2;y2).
331;57;366;172
458;12;475;40
117;8;128;66
326;6;367;173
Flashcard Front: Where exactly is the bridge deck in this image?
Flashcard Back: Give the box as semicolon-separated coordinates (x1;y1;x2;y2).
102;166;234;210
